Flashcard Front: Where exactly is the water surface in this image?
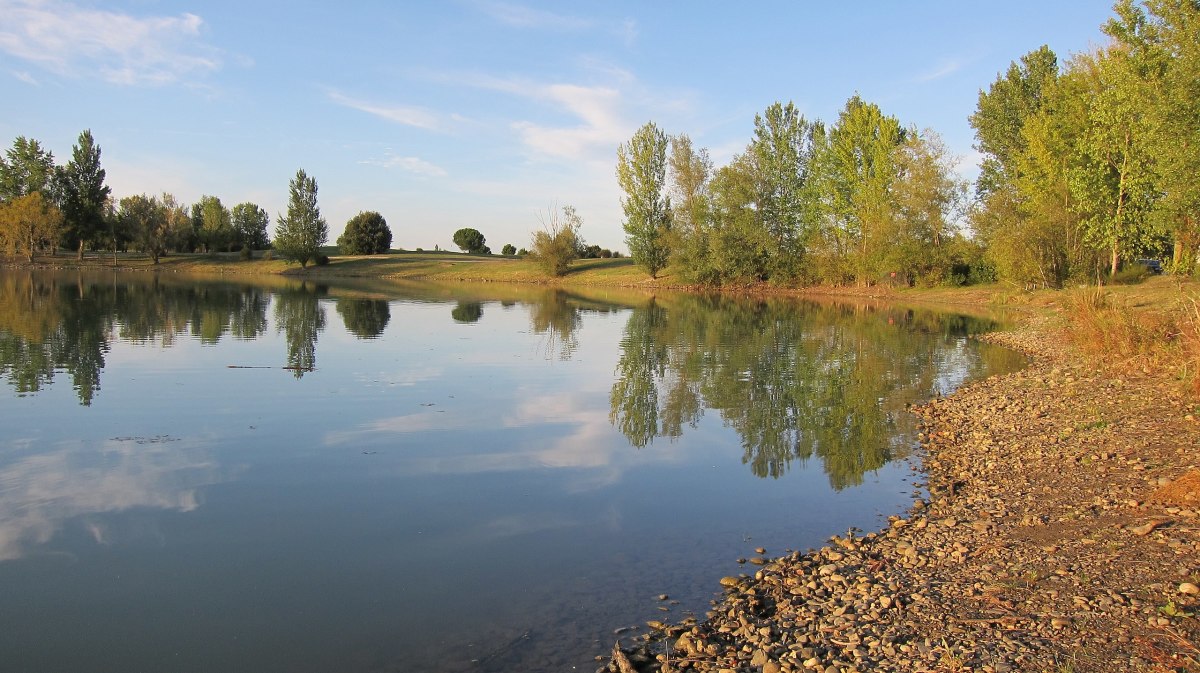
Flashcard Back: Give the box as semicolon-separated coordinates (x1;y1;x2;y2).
0;270;1022;672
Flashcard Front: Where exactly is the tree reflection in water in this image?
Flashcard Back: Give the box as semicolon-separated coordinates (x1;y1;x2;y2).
609;294;1009;488
274;283;327;378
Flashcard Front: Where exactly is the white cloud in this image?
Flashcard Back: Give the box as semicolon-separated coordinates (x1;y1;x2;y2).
361;152;448;178
445;73;630;162
0;0;224;85
916;58;963;83
328;91;444;131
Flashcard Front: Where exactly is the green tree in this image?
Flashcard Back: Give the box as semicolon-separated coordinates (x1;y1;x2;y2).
667;134;713;279
0;192;63;261
118;194;169;263
192;195;233;252
617;121;673;278
749;101;820;279
968;45;1060;197
529;205;582;276
501;243;516;256
705;152;771;284
337;210;392;254
452;227;487;254
0;136;55;202
1115;0;1200;271
887;131;967;283
1066;46;1164;276
56;130;111;259
814;96;906;282
231;202;270;250
274;169;328;268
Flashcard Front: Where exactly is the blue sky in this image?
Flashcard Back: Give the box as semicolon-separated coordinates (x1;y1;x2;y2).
1;1;1116;252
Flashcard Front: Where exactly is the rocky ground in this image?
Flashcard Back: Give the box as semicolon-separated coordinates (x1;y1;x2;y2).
601;315;1200;673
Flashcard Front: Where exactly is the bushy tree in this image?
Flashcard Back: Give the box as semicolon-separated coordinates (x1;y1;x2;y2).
56;130;110;258
0;137;55;202
231;202;270;250
501;243;516;256
274;169;327;268
529;205;582;276
617;121;673;278
118;194;169;263
193;195;233;252
337;210;391;254
452;227;488;254
0;192;62;261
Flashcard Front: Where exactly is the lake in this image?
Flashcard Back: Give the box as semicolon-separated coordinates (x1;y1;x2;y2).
0;269;1022;672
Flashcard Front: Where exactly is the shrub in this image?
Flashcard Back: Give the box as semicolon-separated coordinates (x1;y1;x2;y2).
529;206;582;276
338;211;392;255
315;254;330;266
239;245;252;261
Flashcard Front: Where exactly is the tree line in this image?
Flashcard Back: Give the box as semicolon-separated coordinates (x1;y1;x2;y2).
617;0;1199;288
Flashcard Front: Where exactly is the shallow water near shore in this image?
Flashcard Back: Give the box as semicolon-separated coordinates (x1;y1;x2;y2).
0;269;1023;673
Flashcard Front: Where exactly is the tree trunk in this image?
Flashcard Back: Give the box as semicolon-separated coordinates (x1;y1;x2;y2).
1110;244;1119;277
78;239;84;261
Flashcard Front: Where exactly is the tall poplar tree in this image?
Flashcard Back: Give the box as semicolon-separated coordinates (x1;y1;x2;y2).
617;122;672;278
274;169;327;268
749;101;819;279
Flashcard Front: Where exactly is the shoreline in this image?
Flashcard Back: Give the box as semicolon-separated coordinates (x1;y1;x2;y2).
602;315;1200;673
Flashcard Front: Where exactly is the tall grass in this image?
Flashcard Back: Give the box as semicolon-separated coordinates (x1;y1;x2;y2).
1063;286;1200;393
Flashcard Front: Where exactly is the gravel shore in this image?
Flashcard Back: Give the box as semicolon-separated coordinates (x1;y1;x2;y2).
602;315;1200;673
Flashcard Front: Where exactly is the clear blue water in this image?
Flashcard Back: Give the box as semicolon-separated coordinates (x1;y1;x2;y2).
0;270;1022;672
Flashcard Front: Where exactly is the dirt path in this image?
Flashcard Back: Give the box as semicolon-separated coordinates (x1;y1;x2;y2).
603;315;1200;673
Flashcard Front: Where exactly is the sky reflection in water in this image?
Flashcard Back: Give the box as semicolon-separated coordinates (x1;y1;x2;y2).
0;270;1022;673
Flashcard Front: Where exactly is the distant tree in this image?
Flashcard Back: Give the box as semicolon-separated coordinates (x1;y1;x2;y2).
274;169;328;267
517;247;529;256
617;121;673;278
530;205;582;276
0;192;62;261
192;195;233;252
118;194;170;263
337;210;392;254
231;202;270;250
160;193;192;255
452;227;487;254
501;243;516;256
56;130;110;259
0;136;55;202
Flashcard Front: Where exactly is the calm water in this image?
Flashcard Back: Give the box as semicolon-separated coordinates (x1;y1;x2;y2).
0;270;1022;673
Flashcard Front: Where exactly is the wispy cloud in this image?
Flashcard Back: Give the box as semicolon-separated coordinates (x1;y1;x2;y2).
10;69;37;85
475;1;637;45
441;73;630;162
512;83;627;161
0;0;224;85
476;1;592;30
360;151;448;178
328;91;443;131
915;58;963;83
